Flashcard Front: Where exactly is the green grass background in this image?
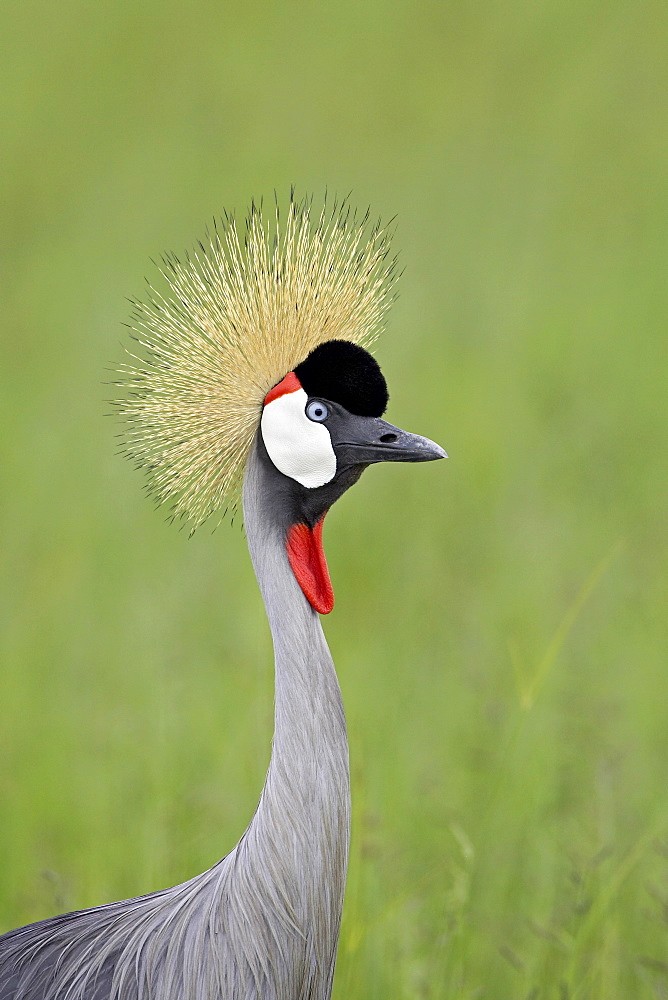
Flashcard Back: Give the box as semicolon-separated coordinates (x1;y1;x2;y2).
1;1;667;996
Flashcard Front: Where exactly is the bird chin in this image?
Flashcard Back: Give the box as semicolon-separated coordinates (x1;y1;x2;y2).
285;515;334;614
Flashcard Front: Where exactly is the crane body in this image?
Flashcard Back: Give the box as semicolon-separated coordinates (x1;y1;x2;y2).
0;199;445;1000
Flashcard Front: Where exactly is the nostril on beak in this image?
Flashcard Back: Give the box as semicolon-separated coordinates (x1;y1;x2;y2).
379;433;398;443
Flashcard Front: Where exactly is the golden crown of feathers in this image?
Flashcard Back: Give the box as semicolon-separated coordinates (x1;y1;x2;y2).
116;194;398;528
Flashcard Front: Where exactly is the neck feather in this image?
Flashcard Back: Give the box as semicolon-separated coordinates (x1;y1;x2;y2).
239;439;350;997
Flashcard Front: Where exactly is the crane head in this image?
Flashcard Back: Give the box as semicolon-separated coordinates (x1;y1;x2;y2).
260;339;446;614
117;195;445;546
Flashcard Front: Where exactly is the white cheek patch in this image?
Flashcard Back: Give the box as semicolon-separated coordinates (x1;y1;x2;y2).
261;388;336;488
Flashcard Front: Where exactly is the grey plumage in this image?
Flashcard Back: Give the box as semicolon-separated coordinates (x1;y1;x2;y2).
0;440;350;1000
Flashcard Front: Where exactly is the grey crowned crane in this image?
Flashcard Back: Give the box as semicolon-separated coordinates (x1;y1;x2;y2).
0;197;446;1000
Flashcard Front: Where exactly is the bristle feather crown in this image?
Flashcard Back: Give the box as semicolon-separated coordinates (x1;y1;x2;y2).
116;194;398;528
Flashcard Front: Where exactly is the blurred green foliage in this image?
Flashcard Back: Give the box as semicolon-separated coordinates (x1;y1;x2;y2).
1;0;667;996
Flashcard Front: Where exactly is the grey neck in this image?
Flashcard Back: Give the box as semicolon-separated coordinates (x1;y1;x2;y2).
240;439;350;999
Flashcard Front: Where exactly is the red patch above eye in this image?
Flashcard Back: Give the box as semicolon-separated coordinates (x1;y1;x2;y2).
286;515;334;614
264;371;302;405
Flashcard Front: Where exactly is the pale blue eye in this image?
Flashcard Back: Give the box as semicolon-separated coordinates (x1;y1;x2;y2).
306;400;329;422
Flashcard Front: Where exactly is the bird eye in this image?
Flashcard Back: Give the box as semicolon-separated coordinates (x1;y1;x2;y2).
305;400;329;422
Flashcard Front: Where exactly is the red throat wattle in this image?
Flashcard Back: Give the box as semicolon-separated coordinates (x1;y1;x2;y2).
286;515;334;614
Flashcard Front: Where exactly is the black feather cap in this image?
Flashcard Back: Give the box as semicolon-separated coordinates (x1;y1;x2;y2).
294;340;389;417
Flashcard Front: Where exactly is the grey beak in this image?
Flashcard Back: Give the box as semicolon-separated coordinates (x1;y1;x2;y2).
332;415;447;467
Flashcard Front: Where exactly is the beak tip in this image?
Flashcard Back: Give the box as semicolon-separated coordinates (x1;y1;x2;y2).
424;439;448;461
